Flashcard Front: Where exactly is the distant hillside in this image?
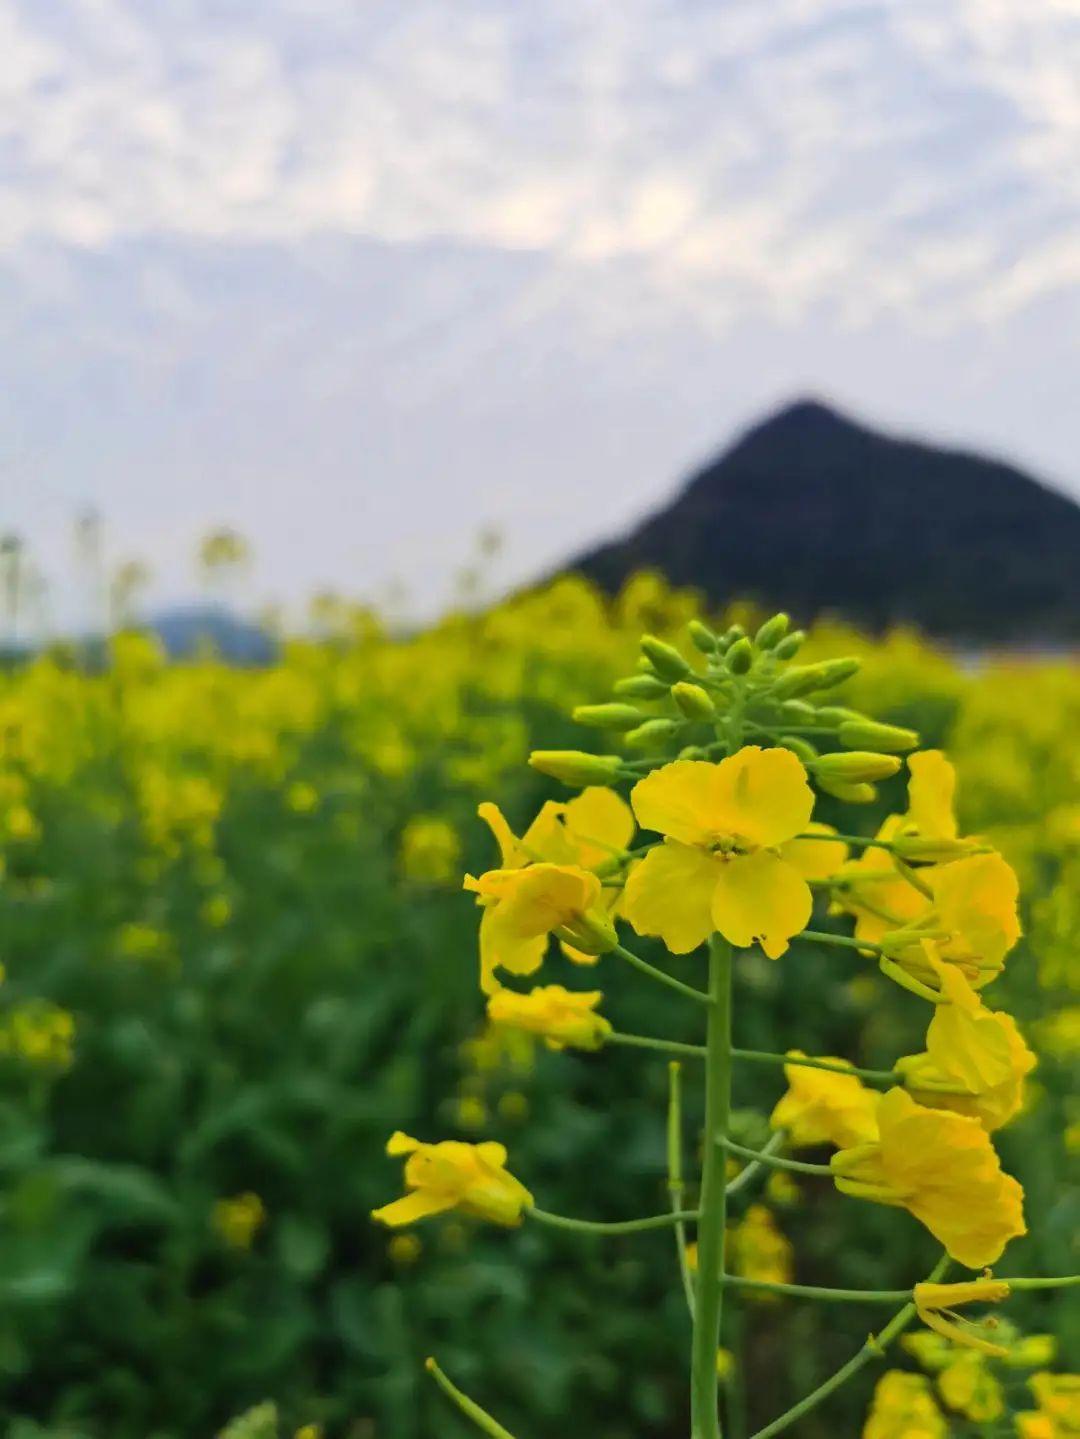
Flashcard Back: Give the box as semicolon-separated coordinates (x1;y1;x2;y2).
572;400;1080;641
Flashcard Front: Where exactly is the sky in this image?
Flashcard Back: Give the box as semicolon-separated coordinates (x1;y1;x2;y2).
3;0;1080;631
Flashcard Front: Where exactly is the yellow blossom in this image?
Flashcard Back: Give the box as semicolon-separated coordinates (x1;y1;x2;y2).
487;984;612;1051
863;1371;947;1439
893;750;980;861
831;1088;1026;1268
770;1053;881;1149
372;1132;533;1228
896;960;1036;1131
212;1192;266;1250
834;815;931;946
622;749;815;957
1029;1374;1080;1431
464;862;612;994
726;1204;794;1294
914;1278;1012;1357
398;815;461;884
779;821;849;881
937;1351;1005;1422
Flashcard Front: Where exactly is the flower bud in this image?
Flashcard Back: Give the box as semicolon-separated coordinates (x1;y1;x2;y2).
815;706;866;725
640;635;692;681
528;751;624;786
814;775;878;804
572;703;645;731
772;658;860;698
625;718;684;748
671;681;716;720
773;630;805;660
678;745;708;760
811;751;902;783
613;673;671;700
838;720;919;753
559;908;619;956
779;735;818;764
755;612;790;649
726;637;754;675
778;699;817;722
688;619;719;653
717;624;746;653
892;833;978;863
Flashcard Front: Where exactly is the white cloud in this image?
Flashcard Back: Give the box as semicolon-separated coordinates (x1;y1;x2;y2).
1;0;1078;325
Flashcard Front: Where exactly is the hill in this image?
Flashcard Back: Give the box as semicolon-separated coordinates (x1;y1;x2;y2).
572;400;1080;641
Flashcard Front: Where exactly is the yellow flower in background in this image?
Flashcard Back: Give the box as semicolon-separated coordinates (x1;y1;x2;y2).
0;1001;76;1071
831;1089;1026;1268
1006;1337;1059;1370
212;1192;266;1250
388;1232;422;1266
623;749;814;956
902;1331;959;1373
726;1204;794;1294
477;785;634;871
769;1053;881;1149
1017;1374;1080;1437
896;960;1036;1131
914;1278;1011;1357
487;984;612;1051
398;815;461;884
863;1371;947;1439
465;862;613;993
372;1132;533;1228
937;1351;1005;1422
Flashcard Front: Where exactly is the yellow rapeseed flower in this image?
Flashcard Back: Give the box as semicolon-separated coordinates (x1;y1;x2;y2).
464;863;614;994
726;1204;794;1294
622;749;815;956
896;959;1036;1131
769;1053;881;1149
212;1192;266;1250
1017;1374;1080;1438
487;984;612;1051
372;1132;533;1228
863;1371;948;1439
913;1278;1012;1357
894;750;980;861
937;1351;1005;1422
778;821;849;881
830;1088;1026;1268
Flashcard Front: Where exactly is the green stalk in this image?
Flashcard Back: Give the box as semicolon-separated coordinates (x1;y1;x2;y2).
732;1048;898;1086
609;1030;707;1059
667;1061;696;1317
690;935;734;1439
719;1139;832;1176
528;1205;700;1236
725;1130;787;1199
612;943;712;1004
425;1357;519;1439
801;929;881;954
720;1277;909;1303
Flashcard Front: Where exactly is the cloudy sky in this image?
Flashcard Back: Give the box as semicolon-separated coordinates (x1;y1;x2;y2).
4;0;1080;629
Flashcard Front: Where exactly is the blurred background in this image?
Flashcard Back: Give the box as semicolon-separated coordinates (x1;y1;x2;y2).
1;3;1078;1437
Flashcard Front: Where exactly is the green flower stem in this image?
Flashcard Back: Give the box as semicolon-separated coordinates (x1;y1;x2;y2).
667;1061;697;1317
611;1035;900;1087
1008;1274;1080;1291
747;1249;949;1439
801;929;882;954
718;1139;832;1177
528;1205;700;1236
747;1254;950;1439
795;831;895;851
612;944;713;1004
610;1030;708;1059
425;1357;519;1439
726;1130;787;1199
732;1048;898;1086
690;935;734;1439
720;1277;910;1303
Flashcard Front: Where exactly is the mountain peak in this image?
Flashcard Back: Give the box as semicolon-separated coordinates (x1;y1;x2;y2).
571;399;1080;642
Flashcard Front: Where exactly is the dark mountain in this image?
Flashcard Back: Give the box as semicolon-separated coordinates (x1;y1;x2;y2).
150;606;277;663
572;399;1080;640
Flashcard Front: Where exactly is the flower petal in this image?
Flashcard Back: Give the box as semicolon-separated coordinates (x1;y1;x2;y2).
710;746;815;849
371;1188;458;1227
710;851;812;958
622;840;718;953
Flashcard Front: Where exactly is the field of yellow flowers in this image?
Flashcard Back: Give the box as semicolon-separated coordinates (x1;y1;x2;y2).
0;572;1076;1439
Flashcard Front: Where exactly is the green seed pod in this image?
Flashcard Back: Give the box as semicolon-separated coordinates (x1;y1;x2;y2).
815;706;867;726
812;751;902;783
774;630;805;660
815;775;877;804
755;612;790;649
572;703;646;731
528;751;624;786
726;637;754;675
779;735;819;764
688;619;719;653
838;719;920;753
777;699;817;722
671;681;716;720
640;634;692;681
624;717;684;748
614;673;671;700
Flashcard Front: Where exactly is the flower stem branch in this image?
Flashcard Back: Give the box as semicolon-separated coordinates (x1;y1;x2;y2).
690;935;734;1439
718;1138;832;1177
528;1205;700;1236
610;1030;707;1059
612;944;713;1004
732;1048;898;1086
747;1254;951;1439
720;1276;910;1303
425;1357;519;1439
1008;1274;1080;1291
726;1130;788;1199
801;929;881;954
667;1061;696;1317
